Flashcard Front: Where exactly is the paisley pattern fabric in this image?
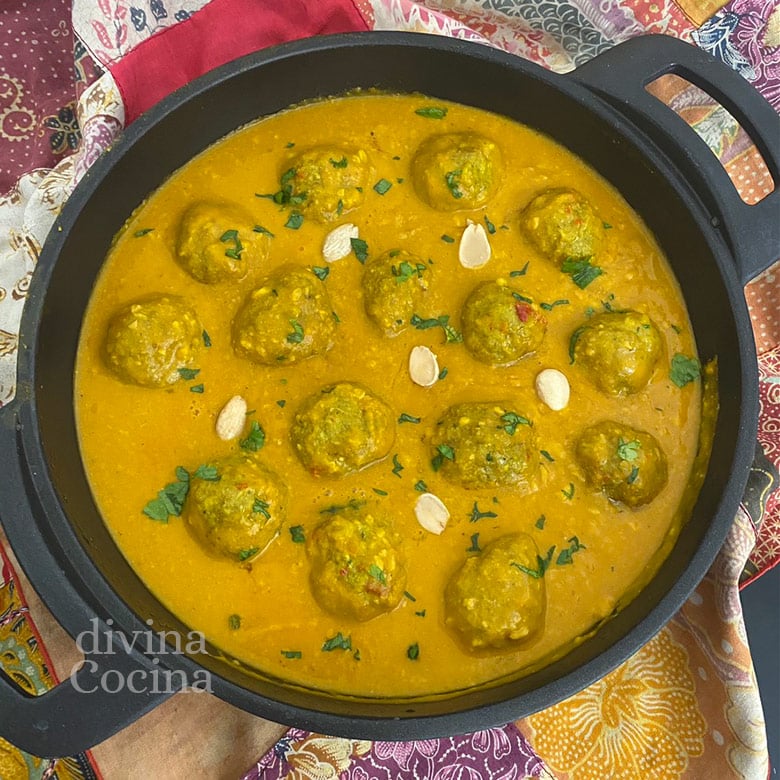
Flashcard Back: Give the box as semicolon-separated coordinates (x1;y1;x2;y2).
0;0;777;777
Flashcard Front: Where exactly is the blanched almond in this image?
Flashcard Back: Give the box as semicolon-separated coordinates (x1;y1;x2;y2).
415;493;450;535
535;369;570;411
215;395;248;440
408;345;439;387
322;223;358;263
458;220;491;268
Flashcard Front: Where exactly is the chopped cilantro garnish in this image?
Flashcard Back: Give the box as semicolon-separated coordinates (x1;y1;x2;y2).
669;353;701;387
499;411;531;435
177;367;200;381
404;590;417;602
237;547;259;562
322;632;352;652
431;444;455;472
320;499;365;515
511;546;555;579
414;480;428;492
469;501;498;523
444;169;463;199
438;367;448;380
252;498;271;518
368;564;387;584
202;330;211;347
627;466;640;484
373;178;392;195
415;106;447;119
281;650;302;659
441;234;455;243
617;438;641;461
410;313;462;343
312;265;329;281
289;525;305;543
415;609;426;617
392;454;404;478
569;325;586;364
189;383;204;393
329;156;348;168
392;260;426;284
398;413;421;424
142;467;190;522
556;536;586;566
284;211;303;230
561;256;602;288
535;514;546;530
540;450;554;462
193;464;220;482
407;642;420;660
373;487;388;496
286;319;305;344
540;299;569;311
276;399;286;408
351;237;369;263
220;229;244;260
253;224;274;237
509;262;529;277
239;420;266;452
228;614;241;630
484;216;496;234
562;483;575;500
467;533;482;552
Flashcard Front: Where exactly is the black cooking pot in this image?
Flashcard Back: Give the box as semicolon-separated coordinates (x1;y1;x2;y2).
0;32;777;758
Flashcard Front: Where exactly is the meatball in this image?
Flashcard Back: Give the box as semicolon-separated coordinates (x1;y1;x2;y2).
570;310;662;396
175;201;269;284
575;420;668;507
232;265;336;365
104;295;202;388
184;453;288;560
362;249;434;336
519;188;605;265
462;281;547;365
412;132;502;211
445;534;546;651
281;147;372;223
291;382;395;477
431;402;540;492
308;506;406;621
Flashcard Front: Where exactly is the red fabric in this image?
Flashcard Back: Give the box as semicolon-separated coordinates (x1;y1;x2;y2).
111;0;369;125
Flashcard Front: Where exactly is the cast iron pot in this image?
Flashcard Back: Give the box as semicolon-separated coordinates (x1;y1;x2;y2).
0;32;777;758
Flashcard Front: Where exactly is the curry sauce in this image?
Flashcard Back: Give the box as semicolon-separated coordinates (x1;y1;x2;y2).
75;94;705;697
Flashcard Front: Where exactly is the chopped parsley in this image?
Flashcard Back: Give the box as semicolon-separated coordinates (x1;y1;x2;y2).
289;525;305;543
312;265;330;281
568;325;586;364
252;224;274;237
281;650;302;659
441;234;455;243
284;211;303;230
177;367;200;381
202;330;212;347
322;632;352;652
669;353;701;387
404;591;417;602
286;319;305;344
398;413;421;424
467;533;482;552
391;454;404;478
392;260;427;284
237;547;259;562
627;466;640;484
540;450;555;462
540;299;569;311
617;438;641;461
373;178;393;195
499;411;531;435
561;256;602;288
329;156;348;168
414;479;428;492
252;499;270;518
415;106;447;119
509;262;529;277
469;501;498;523
368;564;387;584
228;614;241;630
255;167;306;206
189;383;204;393
142;467;191;522
556;536;586;566
484;215;496;234
350;237;369;263
511;545;555;579
193;464;220;481
444;169;463;199
410;313;462;343
431;444;455;472
535;514;546;530
239;420;266;452
407;643;420;660
373;487;388;496
220;229;244;260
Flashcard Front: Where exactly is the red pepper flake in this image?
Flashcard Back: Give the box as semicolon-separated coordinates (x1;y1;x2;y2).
515;302;531;322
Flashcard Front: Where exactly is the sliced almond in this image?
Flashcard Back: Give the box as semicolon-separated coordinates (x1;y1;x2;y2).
322;223;358;263
535;368;570;411
408;345;439;387
458;220;491;269
215;395;248;440
414;493;450;535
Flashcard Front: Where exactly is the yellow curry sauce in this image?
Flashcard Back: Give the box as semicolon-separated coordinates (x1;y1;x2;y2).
75;94;704;697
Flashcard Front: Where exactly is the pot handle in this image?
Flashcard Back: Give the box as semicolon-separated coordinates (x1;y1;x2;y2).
571;34;780;286
0;400;175;757
0;643;175;758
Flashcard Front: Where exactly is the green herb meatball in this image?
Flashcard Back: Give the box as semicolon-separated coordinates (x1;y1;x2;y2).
570;310;662;396
104;295;202;388
445;533;546;651
462;281;547;365
232;265;336;365
412;132;502;211
519;188;605;265
280;147;372;223
308;505;407;621
184;453;288;560
175;201;269;284
575;420;668;507
362;249;434;336
291;382;396;477
432;402;540;492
